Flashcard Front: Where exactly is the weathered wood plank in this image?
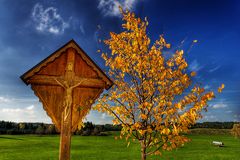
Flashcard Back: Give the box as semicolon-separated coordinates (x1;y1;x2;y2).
59;105;72;160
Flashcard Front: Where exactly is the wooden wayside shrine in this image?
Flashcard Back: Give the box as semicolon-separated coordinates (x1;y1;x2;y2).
21;40;113;160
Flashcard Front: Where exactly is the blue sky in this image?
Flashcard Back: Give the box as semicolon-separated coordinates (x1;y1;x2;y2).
0;0;239;124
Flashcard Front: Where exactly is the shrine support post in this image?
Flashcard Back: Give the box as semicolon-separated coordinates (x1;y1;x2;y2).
59;105;72;160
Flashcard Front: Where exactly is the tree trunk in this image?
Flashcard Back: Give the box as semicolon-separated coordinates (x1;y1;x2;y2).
141;141;147;160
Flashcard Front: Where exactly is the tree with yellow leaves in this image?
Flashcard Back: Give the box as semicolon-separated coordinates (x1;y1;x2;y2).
231;123;240;138
94;9;223;160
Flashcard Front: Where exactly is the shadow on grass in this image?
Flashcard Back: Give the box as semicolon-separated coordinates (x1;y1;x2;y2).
0;136;23;140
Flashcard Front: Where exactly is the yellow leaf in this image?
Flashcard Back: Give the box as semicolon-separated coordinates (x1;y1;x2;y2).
165;43;171;48
155;150;162;156
190;71;196;77
147;128;152;133
161;128;170;135
221;83;225;89
140;114;148;120
218;83;225;93
162;143;168;150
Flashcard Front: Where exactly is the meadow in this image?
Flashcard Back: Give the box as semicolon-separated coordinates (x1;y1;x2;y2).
0;131;239;160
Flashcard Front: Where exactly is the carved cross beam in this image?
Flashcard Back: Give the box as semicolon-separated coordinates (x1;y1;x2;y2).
27;75;105;88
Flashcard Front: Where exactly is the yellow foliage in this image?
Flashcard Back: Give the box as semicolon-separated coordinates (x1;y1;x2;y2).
218;83;225;93
94;8;222;158
231;123;240;138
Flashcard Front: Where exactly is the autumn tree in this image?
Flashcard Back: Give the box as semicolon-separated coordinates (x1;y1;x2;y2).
231;123;240;138
95;9;224;160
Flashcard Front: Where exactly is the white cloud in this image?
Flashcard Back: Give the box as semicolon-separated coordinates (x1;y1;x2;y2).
0;96;11;103
0;96;38;104
212;102;228;109
26;105;35;110
98;0;138;17
233;115;240;121
205;115;216;119
234;114;240;118
209;65;221;73
189;59;203;72
204;85;211;90
86;110;113;124
101;113;107;119
0;105;36;122
31;3;69;34
226;110;232;113
0;96;52;123
202;115;218;121
79;24;85;34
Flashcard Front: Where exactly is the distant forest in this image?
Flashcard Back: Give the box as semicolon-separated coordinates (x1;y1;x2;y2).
0;121;237;135
0;121;121;135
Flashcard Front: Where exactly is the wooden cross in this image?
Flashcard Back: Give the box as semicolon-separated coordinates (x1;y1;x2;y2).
27;48;104;159
21;41;113;160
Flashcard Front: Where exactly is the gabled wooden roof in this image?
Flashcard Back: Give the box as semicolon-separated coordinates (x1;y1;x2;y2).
20;39;113;89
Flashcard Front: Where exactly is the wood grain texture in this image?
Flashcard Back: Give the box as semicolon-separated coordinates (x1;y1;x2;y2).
21;40;113;89
28;48;106;131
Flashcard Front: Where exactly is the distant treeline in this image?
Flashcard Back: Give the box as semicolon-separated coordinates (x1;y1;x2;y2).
190;122;235;129
0;121;121;135
0;121;236;135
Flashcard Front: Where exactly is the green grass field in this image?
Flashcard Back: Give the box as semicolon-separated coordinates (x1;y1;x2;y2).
0;133;239;160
